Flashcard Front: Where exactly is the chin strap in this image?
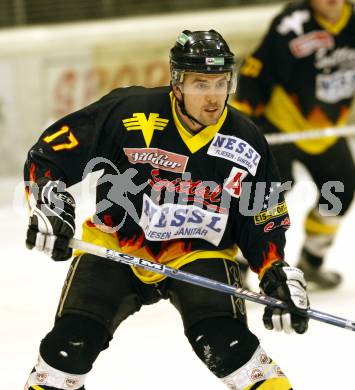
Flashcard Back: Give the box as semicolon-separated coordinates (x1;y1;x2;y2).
178;98;205;128
172;87;206;129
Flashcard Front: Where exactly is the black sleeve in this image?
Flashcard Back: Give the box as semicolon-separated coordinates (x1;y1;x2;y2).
235;128;290;276
235;15;296;118
24;90;124;187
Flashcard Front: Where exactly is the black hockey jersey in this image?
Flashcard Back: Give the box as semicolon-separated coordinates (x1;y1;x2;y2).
234;0;355;154
25;86;290;283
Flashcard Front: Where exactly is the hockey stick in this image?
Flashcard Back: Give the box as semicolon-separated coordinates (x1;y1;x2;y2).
266;124;355;145
69;238;355;332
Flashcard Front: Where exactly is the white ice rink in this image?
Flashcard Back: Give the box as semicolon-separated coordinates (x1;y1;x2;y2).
1;169;355;390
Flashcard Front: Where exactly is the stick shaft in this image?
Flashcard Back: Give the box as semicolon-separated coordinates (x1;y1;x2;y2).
266;124;355;145
70;238;355;332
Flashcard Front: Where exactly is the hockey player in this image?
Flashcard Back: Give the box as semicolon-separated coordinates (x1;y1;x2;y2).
24;30;309;390
233;0;355;289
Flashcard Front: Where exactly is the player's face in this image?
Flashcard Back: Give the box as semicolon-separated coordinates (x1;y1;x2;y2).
310;0;345;22
181;72;229;127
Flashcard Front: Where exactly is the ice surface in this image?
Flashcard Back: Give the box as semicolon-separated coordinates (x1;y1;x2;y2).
1;170;354;389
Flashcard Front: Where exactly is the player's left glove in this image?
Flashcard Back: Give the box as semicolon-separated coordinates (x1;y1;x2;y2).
259;261;309;334
26;177;75;261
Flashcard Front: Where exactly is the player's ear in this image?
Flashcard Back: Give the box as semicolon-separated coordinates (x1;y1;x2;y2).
172;84;182;100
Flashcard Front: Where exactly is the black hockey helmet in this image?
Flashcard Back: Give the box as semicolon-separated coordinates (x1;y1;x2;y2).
170;29;237;93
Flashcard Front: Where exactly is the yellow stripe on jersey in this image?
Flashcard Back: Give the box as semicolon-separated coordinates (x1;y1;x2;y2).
74;218;238;284
229;97;253;115
305;214;340;235
131;247;237;283
30;386;46;390
244;377;292;390
229;97;266;118
169;91;228;154
314;2;352;36
239;56;263;78
264;85;349;154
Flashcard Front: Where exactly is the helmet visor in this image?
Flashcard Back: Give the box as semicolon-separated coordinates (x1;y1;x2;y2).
171;67;237;95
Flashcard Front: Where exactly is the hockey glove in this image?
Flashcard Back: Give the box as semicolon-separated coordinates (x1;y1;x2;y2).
259;261;309;334
26;177;75;261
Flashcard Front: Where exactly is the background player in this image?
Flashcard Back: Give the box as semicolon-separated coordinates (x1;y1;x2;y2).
233;0;355;289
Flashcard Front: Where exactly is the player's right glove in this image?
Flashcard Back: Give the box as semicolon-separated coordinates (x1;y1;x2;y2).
259;261;309;334
26;177;75;261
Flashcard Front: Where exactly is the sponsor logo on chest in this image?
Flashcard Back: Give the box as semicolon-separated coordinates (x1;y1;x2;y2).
139;194;228;246
148;169;225;213
122;113;169;147
124;147;189;173
316;68;355;103
207;134;260;176
289;31;334;58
